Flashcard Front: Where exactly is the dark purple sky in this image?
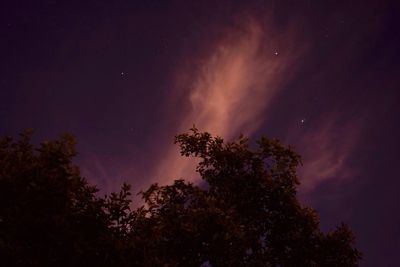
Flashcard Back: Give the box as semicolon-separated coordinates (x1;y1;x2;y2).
1;1;399;265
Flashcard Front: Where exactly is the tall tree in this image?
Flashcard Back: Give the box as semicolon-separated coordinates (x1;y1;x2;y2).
132;127;361;266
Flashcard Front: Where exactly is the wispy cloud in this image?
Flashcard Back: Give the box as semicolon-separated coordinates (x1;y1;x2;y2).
153;18;304;184
287;117;362;193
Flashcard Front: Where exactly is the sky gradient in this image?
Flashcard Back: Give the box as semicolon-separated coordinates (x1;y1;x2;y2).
1;1;400;265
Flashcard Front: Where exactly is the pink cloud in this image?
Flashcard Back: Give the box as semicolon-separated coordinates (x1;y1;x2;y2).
287;117;362;193
152;18;305;184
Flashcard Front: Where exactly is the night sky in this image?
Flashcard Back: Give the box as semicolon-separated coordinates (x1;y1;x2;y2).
1;1;400;266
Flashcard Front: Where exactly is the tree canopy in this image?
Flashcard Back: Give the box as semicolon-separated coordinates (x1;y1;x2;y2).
0;128;361;266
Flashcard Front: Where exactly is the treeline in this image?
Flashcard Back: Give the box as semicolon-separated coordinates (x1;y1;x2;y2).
0;128;361;266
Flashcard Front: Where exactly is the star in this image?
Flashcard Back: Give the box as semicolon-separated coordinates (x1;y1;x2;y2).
300;118;306;124
274;51;279;56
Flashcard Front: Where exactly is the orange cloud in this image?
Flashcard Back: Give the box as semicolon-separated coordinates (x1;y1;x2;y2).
153;18;304;184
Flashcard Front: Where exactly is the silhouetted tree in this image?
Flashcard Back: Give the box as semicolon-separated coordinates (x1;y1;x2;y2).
131;128;361;266
0;130;132;266
0;128;361;266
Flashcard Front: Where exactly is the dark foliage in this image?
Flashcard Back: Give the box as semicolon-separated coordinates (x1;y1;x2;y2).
0;128;361;266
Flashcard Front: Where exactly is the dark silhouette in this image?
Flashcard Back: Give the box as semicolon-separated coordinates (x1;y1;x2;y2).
0;128;361;266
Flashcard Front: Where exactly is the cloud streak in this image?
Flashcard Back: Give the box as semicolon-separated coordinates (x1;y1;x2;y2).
292;118;361;193
153;18;303;184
